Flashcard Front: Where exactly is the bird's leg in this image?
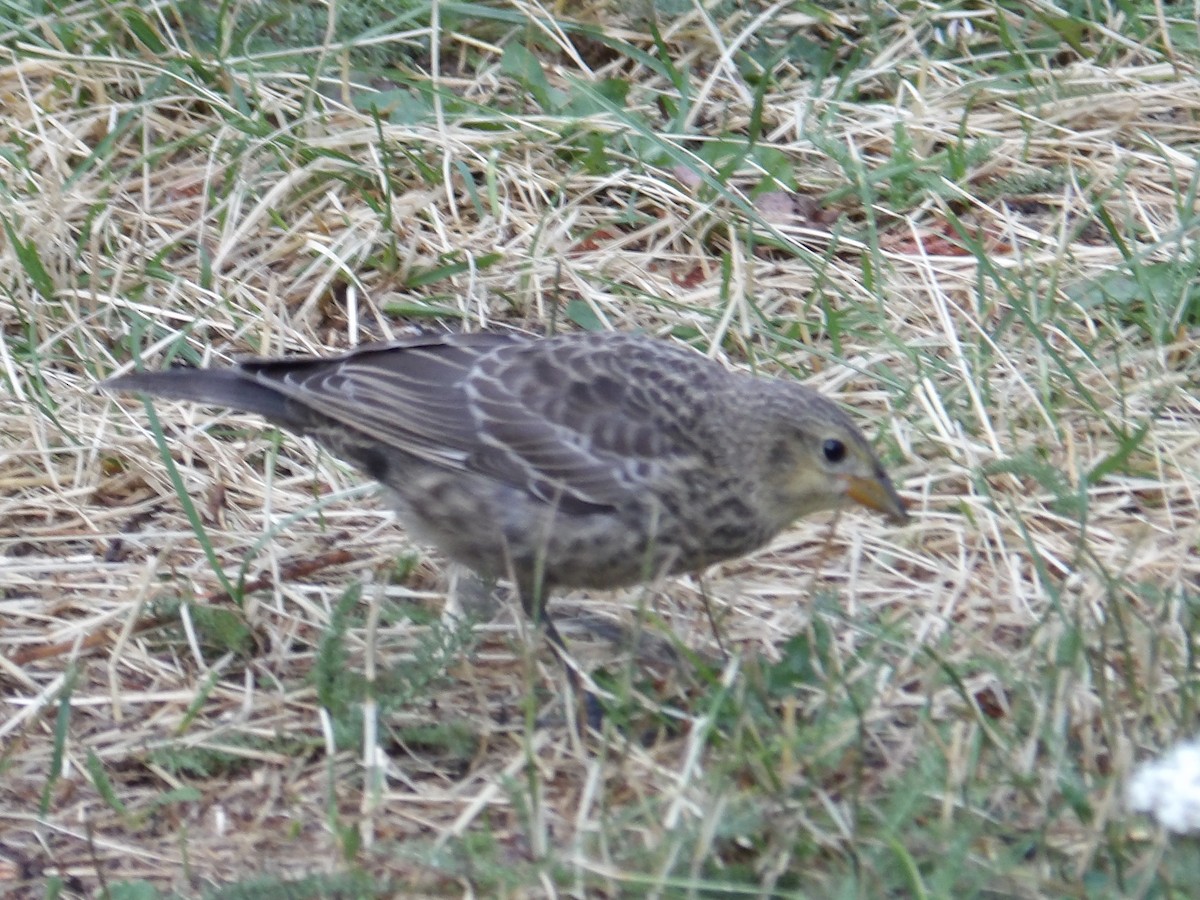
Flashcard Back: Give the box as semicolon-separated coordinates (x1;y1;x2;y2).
518;579;603;730
444;567;503;621
696;577;729;661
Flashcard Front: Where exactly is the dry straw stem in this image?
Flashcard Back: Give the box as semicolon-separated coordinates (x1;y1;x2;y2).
1;1;1198;895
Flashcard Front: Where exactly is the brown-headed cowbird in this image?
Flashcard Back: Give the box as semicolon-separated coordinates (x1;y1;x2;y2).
103;331;907;659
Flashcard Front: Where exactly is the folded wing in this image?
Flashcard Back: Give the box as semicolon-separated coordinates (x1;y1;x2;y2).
242;333;715;513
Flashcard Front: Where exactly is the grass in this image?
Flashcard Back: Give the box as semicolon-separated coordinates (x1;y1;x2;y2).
2;0;1199;896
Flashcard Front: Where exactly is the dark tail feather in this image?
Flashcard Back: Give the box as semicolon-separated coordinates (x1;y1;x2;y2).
101;369;292;423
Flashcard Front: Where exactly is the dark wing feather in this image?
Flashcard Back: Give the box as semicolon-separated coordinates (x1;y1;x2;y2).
242;332;721;512
238;333;520;471
462;335;720;510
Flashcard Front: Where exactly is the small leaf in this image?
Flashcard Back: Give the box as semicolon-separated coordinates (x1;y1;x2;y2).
564;299;603;332
501;43;558;111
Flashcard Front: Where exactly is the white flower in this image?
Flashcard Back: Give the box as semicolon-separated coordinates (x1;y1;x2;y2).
1127;736;1200;834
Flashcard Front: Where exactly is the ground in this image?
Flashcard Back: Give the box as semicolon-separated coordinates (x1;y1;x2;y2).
1;1;1199;897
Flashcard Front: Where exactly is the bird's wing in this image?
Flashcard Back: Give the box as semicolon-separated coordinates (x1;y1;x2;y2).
239;333;520;471
462;335;719;510
242;333;719;512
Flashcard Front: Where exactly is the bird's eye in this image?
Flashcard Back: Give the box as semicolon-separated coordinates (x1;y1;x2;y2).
822;438;847;464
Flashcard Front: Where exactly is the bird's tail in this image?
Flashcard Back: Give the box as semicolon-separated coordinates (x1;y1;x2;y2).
101;369;292;423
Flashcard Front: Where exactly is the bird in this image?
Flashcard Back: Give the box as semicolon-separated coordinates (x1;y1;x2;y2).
101;331;908;676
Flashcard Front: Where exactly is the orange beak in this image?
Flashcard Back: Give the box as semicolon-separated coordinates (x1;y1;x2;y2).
846;473;909;524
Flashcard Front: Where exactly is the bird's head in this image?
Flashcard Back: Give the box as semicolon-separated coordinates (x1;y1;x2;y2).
757;387;909;527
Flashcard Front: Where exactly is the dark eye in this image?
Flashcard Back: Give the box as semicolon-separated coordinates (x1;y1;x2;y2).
822;438;846;463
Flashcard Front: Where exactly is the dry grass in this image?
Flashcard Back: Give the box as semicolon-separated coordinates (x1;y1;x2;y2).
2;1;1199;896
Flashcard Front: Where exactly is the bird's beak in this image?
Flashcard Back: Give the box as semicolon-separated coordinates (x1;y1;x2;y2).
846;473;909;525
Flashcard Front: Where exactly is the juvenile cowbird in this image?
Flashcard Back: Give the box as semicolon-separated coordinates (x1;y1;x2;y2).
102;331;907;657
